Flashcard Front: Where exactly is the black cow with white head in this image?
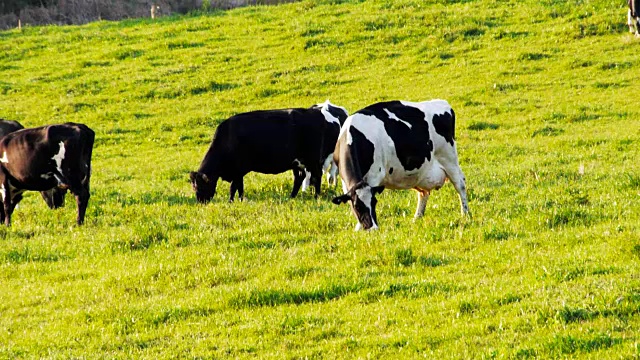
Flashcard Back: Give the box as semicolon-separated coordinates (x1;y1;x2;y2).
332;100;470;230
0;119;67;210
0;122;94;226
190;101;347;203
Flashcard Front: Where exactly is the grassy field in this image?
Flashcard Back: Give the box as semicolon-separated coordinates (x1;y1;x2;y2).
1;0;639;357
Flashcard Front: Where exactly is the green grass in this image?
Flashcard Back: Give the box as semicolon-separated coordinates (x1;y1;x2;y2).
1;0;639;358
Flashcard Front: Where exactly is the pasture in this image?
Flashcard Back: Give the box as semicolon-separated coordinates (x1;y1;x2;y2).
1;0;639;357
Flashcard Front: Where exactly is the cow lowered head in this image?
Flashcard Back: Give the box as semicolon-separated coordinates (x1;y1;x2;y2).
189;171;216;204
332;181;385;231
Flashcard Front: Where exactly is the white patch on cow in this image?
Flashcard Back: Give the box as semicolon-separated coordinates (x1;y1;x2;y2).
400;99;452;119
341;179;349;194
52;142;66;174
41;173;52;180
338;116;354;144
0;151;8;164
316;100;340;125
384;109;412;128
0;184;5;202
301;171;311;192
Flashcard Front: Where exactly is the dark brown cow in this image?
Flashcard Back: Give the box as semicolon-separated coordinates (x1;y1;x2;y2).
0;119;67;209
0;123;94;226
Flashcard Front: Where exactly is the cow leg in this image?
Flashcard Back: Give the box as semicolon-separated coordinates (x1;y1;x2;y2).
629;10;635;33
301;170;312;193
290;169;304;198
312;170;322;198
636;17;640;36
1;177;12;226
441;161;470;216
448;170;470;216
414;189;430;220
71;187;90;225
327;161;338;187
236;177;244;201
229;180;238;202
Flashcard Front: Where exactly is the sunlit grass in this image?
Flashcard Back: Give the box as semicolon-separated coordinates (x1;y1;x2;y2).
0;0;639;358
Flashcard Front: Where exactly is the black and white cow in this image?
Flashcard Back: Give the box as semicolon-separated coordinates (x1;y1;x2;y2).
630;0;640;36
301;100;349;192
190;102;346;203
0;119;67;210
332;100;470;230
0;123;95;226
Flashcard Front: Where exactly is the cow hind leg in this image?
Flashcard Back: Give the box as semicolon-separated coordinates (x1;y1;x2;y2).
441;160;470;216
414;189;430;220
629;10;635;33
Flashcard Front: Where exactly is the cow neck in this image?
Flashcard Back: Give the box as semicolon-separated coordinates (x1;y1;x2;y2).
339;143;366;192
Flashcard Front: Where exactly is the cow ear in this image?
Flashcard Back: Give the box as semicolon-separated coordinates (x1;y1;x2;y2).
332;194;351;205
371;186;385;195
189;171;198;182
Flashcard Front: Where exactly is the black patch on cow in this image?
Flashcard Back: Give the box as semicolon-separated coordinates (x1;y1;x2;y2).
348;126;375;179
358;101;433;171
327;105;348;124
389;167;394;174
432;108;455;146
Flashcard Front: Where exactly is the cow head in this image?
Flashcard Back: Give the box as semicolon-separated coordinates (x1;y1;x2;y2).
40;187;67;209
332;181;384;231
189;171;215;203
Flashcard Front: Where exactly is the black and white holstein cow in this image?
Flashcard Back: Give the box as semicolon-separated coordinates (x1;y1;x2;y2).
301;100;349;193
332;100;470;230
630;0;640;36
190;102;346;203
0;123;95;226
0;119;67;209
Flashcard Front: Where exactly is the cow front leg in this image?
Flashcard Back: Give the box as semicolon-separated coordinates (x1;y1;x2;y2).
2;190;11;227
414;189;430;220
236;177;244;201
312;170;322;198
73;187;90;225
229;179;238;202
629;10;635;33
290;169;304;198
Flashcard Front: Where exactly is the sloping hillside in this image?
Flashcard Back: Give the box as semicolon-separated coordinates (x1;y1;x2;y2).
0;0;639;358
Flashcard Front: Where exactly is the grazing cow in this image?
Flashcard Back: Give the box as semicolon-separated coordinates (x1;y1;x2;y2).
0;119;67;210
190;102;346;203
331;100;470;230
301;101;349;193
0;123;95;226
630;0;640;36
